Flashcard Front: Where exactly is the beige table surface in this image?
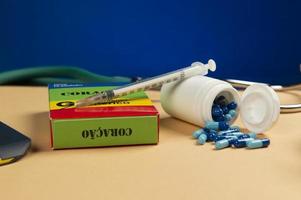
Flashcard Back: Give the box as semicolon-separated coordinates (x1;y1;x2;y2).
0;86;301;200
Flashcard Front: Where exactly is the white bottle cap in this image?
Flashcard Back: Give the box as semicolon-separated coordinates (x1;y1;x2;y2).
240;84;280;133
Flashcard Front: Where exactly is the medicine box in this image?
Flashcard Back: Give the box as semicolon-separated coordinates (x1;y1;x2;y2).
48;83;159;149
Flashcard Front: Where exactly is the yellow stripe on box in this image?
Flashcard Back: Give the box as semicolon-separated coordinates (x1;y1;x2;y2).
50;98;153;110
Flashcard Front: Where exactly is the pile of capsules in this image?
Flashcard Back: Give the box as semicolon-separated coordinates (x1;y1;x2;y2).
193;96;270;150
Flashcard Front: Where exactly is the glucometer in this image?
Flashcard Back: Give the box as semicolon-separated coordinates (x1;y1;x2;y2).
0;121;31;166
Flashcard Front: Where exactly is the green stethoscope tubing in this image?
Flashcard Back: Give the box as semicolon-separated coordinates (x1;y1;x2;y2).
0;66;132;85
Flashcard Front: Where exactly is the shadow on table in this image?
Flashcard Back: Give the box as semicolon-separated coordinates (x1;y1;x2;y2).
26;111;52;152
159;116;197;137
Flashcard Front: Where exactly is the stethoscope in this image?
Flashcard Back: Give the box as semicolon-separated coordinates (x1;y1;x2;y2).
225;79;301;113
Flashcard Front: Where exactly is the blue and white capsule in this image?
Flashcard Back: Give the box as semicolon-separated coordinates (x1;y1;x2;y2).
213;115;225;122
215;138;237;150
227;102;237;110
218;121;229;131
232;138;254;148
229;125;240;131
213;135;238;142
224;114;232;122
237;133;257;139
221;106;229;115
218;128;240;136
207;130;218;142
228;109;237;118
228;132;244;137
205;121;219;130
248;132;257;139
197;133;208;145
205;121;229;131
192;129;205;139
247;138;270;149
212;105;223;117
223;132;256;140
218;127;240;135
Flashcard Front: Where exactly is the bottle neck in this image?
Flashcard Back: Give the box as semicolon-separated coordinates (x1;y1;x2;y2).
201;82;240;124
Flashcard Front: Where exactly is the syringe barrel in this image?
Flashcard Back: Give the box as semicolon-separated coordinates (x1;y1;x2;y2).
183;64;208;77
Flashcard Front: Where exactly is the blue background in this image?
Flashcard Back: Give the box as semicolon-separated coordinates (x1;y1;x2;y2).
0;0;300;84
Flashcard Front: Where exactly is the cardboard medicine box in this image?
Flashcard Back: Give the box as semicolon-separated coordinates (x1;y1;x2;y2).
48;83;159;149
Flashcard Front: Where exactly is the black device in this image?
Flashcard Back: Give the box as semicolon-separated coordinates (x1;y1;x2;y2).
0;121;31;166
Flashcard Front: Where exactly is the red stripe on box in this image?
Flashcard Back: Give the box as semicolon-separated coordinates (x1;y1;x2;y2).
50;106;158;119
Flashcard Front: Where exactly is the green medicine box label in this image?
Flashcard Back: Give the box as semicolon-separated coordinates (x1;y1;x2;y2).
48;83;159;149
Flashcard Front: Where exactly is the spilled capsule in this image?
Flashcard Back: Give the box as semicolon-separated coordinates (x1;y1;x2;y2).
198;134;207;145
215;138;237;150
232;138;254;148
247;139;270;149
213;135;238;142
237;133;257;139
218;128;240;135
192;129;205;139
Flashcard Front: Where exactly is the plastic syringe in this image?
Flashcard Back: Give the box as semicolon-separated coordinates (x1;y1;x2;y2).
75;59;216;107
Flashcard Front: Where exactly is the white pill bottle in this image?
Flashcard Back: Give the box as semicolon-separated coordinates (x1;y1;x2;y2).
160;62;280;133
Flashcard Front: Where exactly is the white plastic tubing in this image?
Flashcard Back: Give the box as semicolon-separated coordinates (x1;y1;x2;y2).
160;75;240;127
